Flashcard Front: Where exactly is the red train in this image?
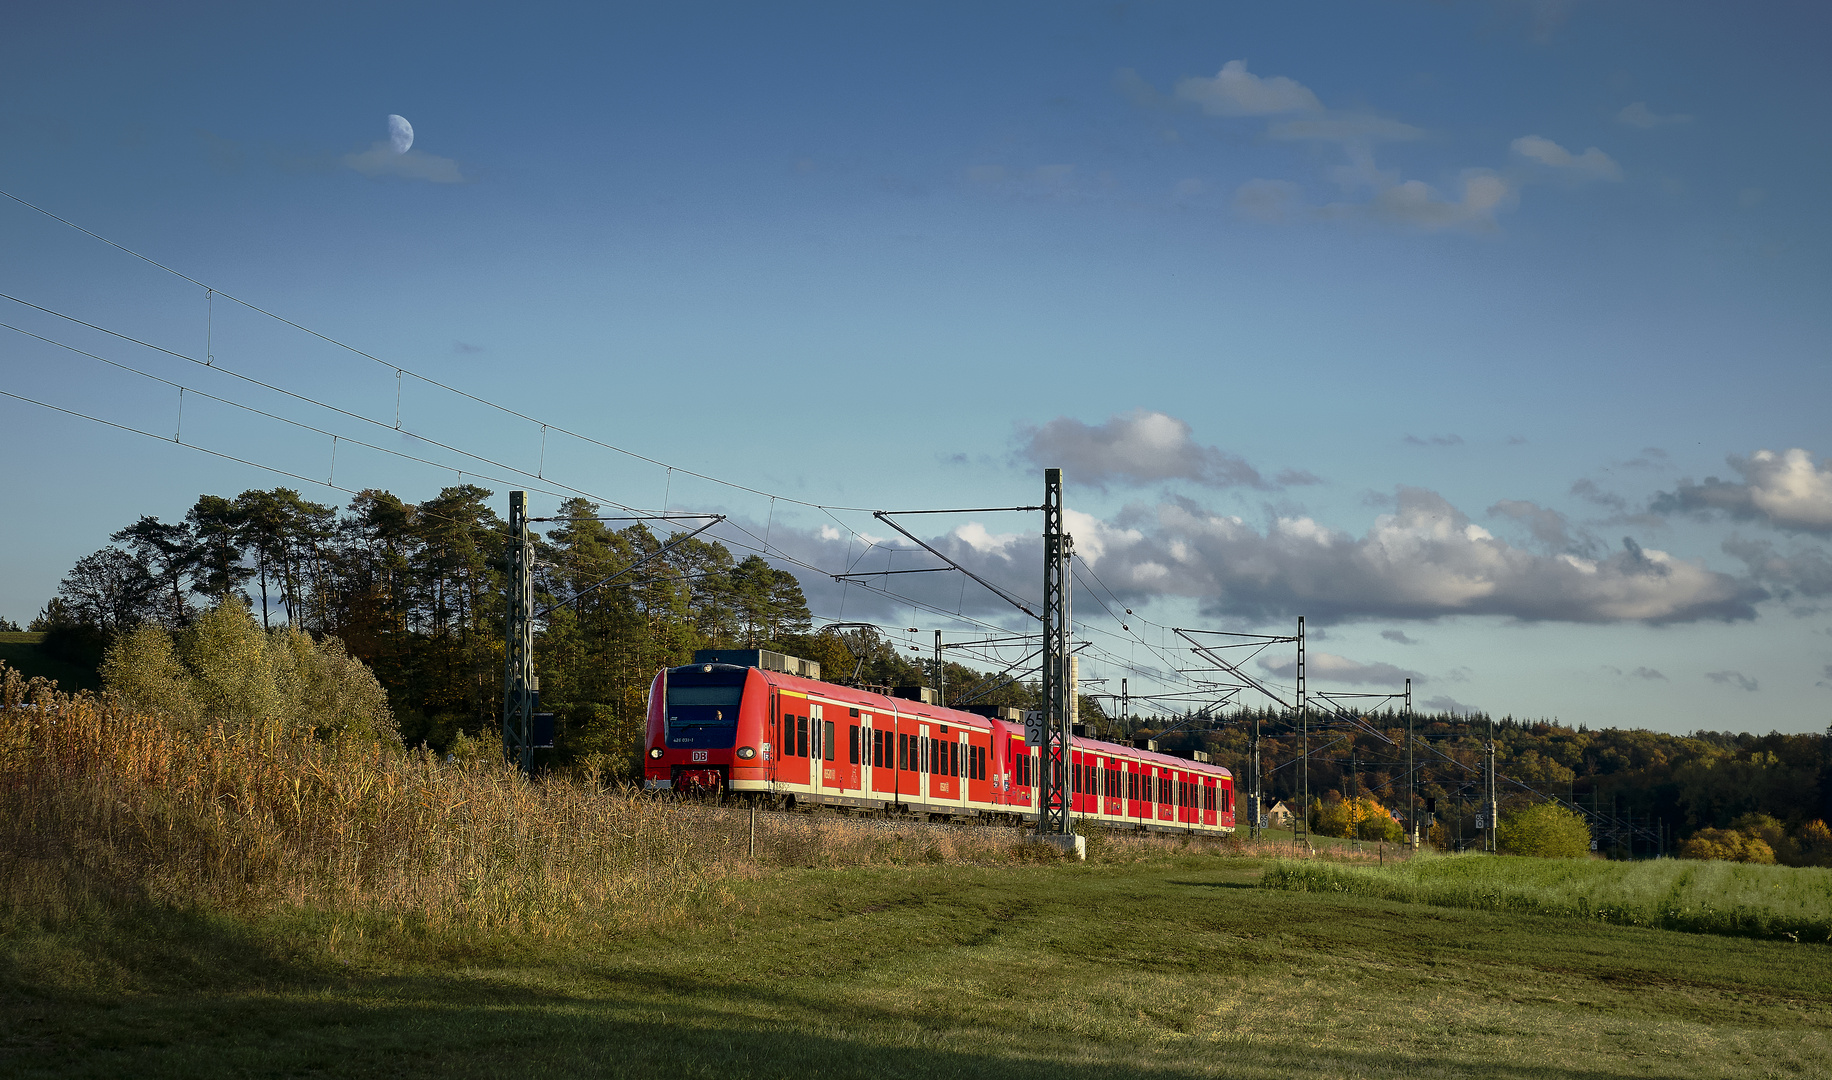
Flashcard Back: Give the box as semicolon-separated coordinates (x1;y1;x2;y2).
643;651;1237;834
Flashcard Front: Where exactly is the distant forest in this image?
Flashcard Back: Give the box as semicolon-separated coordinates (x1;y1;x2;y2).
21;483;1832;859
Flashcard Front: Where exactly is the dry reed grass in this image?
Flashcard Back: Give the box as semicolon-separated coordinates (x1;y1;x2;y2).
0;662;1252;938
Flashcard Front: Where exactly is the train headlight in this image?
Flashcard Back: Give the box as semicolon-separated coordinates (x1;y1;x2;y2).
737;746;756;760
649;747;664;759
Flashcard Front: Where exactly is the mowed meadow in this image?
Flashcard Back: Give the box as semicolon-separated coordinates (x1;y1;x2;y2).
3;665;1831;1079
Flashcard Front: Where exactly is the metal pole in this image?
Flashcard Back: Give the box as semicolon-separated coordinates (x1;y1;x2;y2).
1250;707;1261;841
1120;677;1129;739
1297;615;1307;850
1405;678;1415;850
934;629;944;706
501;491;536;774
1486;714;1498;853
1036;468;1071;837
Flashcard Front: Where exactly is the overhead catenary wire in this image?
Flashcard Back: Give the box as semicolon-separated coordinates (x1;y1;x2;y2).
2;320;597;508
1;189;1283;709
7;192;1201;696
0;293;649;517
0;187;882;515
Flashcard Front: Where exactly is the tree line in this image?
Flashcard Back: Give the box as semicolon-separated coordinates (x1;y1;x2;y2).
30;485;1030;777
27;483;1832;857
1115;708;1832;863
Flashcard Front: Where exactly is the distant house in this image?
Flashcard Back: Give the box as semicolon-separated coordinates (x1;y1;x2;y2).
1267;801;1295;828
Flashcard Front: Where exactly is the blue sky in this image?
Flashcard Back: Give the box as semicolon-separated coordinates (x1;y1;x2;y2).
4;1;1830;732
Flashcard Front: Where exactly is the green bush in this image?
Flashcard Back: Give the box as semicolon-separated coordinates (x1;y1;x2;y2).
100;596;397;744
1496;801;1592;858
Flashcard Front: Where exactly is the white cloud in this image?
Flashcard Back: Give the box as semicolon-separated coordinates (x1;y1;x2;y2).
1268;115;1426;144
1019;409;1304;491
344;142;466;184
1617;102;1692;128
1419;694;1481;715
1068;487;1761;624
1233;179;1303;223
1258;651;1423;686
1723;537;1832;600
1175;60;1323;117
1706;670;1760;692
1240;171;1516;234
1654;448;1832;533
1510;135;1622;181
1339;172;1517;232
952;522;1023;556
1489;499;1584;552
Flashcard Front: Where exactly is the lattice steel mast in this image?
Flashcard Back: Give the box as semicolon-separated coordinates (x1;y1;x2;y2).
1036;467;1073;838
502;490;537;773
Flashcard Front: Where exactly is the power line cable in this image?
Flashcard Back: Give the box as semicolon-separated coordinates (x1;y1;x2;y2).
1;291;647;516
1;188;883;514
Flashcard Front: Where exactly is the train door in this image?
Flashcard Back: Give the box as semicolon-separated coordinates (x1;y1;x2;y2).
956;730;968;807
846;710;861;794
766;693;779;795
778;693;808;792
859;711;874;801
916;728;930;805
810;702;826;798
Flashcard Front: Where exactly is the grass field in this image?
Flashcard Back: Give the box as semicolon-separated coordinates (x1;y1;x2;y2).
3;678;1828;1077
1263;852;1832;943
5;854;1830;1079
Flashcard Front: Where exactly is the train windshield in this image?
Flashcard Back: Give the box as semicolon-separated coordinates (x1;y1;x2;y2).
665;667;747;748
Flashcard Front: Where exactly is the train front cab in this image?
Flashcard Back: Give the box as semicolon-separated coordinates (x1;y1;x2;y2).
644;662;772;795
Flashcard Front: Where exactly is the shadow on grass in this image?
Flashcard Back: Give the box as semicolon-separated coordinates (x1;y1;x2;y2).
3;967;1716;1080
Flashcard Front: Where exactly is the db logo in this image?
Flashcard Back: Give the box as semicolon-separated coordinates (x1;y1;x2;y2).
692;751;708;762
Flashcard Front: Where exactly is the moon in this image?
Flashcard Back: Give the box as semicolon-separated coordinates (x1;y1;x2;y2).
387;114;413;154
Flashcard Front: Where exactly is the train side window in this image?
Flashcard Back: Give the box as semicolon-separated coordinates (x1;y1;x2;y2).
849;724;860;765
824;720;836;762
796;716;808;758
898;732;908;770
951;742;960;777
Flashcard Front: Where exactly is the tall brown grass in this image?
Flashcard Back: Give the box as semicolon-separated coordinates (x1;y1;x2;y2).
0;662;1252;937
